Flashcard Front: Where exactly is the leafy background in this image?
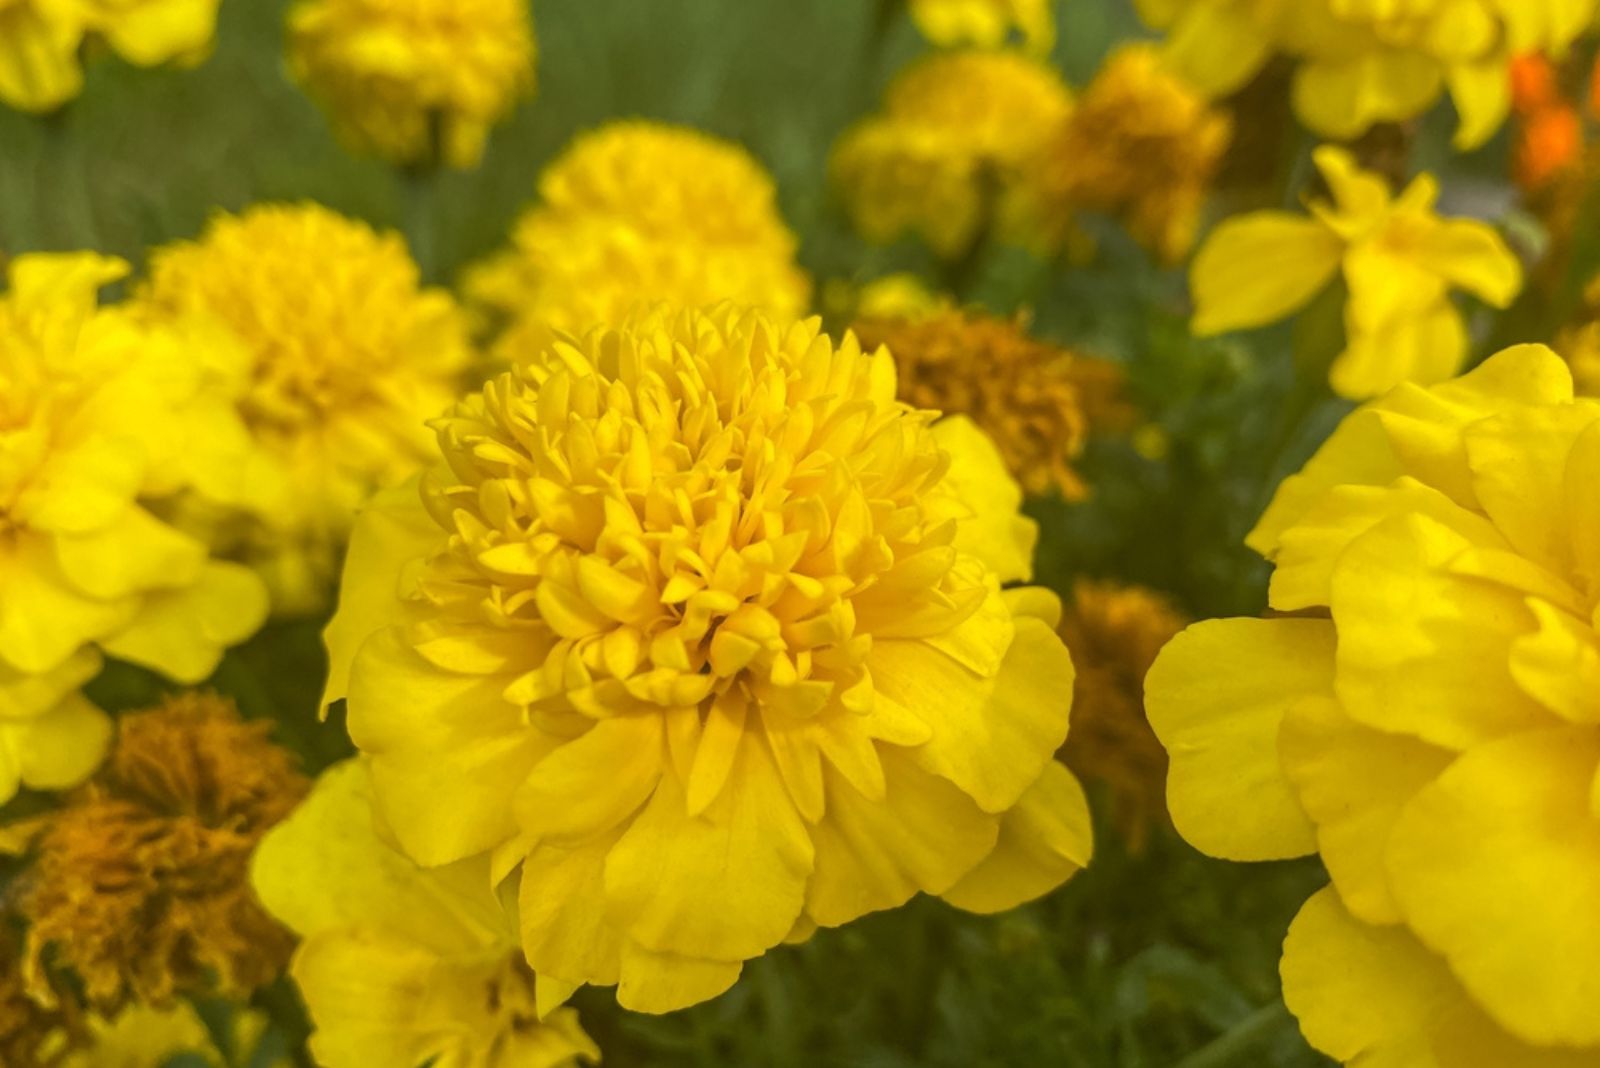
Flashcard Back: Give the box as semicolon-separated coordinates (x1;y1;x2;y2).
10;0;1584;1063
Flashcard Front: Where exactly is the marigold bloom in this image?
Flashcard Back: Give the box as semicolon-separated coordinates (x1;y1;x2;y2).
1058;580;1186;853
851;309;1128;499
1038;45;1231;262
22;692;307;1011
1190;146;1522;399
1146;345;1600;1064
0;0;219;113
136;203;475;614
1138;0;1597;150
831;49;1073;258
62;1003;282;1068
324;305;1093;1013
287;0;536;169
907;0;1055;52
254;760;600;1068
466;122;811;357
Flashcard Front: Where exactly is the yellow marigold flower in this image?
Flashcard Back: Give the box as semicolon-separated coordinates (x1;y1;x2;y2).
21;692;307;1011
0;253;267;805
1190;146;1522;400
831;49;1073;258
0;0;219;113
254;760;600;1068
1058;580;1187;853
1139;0;1597;149
135;203;475;615
851;309;1129;499
287;0;535;169
908;0;1055;52
323;305;1093;1013
1145;344;1600;1064
465;121;811;355
1038;45;1231;263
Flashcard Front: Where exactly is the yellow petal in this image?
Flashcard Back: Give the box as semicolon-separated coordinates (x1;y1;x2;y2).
0;536;136;675
1293;52;1443;141
52;505;206;600
514;715;664;845
1189;213;1342;336
1330;300;1466;400
13;693;112;794
1145;618;1329;861
930;415;1038;584
615;940;741;1015
100;561;268;683
1447;58;1513;151
941;761;1093;914
520;827;627;987
98;0;218;67
293;929;455;1068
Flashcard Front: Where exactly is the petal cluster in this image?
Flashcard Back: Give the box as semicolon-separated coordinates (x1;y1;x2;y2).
135;203;476;614
324;305;1092;1013
1138;0;1598;148
1146;345;1600;1065
466;121;812;355
287;0;536;169
1190;146;1522;399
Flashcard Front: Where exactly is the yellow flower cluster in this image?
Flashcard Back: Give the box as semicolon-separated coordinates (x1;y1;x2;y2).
321;305;1093;1013
832;49;1074;258
466;121;812;357
1147;345;1600;1065
0;0;220;113
1138;0;1599;148
135;203;476;614
287;0;537;169
0;253;267;805
1191;146;1523;399
907;0;1056;52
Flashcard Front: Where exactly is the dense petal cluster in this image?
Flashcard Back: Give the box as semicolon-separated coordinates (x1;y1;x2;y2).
850;309;1129;499
136;203;476;614
0;0;219;113
1137;0;1598;149
1146;345;1600;1065
466;122;812;357
324;305;1092;1013
1058;580;1187;852
1191;146;1523;399
1037;45;1231;263
831;49;1074;258
21;692;307;1011
287;0;536;169
254;760;600;1068
0;253;269;805
907;0;1055;52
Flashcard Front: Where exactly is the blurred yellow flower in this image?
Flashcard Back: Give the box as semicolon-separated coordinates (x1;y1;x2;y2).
287;0;536;169
323;305;1092;1013
0;0;219;113
136;203;476;614
1038;45;1231;263
254;760;600;1068
1146;345;1600;1064
62;1003;274;1068
0;253;267;805
1190;146;1522;399
832;49;1073;257
908;0;1055;52
466;121;811;357
22;692;306;1010
1138;0;1597;149
1556;274;1600;397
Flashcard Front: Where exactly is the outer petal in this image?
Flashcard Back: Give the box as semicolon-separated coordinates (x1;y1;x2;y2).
13;693;113;794
615;941;741;1015
1189;213;1343;336
99;561;269;683
0;6;82;115
1145;617;1329;861
1330;300;1466;400
930;415;1038;585
293;929;457;1068
98;0;218;66
1412;218;1522;308
0;536;136;675
941;761;1092;914
1387;727;1600;1047
1447;59;1513;151
520;827;627;988
1292;52;1443;141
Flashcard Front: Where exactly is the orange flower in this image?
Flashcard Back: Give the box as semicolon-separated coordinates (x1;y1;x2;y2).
1515;104;1583;190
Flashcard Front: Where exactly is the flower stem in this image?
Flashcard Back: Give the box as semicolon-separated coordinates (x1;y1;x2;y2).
36;106;100;250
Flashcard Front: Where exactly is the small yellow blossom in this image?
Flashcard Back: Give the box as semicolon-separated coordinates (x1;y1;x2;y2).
254;760;600;1068
1058;580;1187;853
323;305;1093;1013
136;203;476;614
61;1002;282;1068
1146;345;1600;1064
1190;146;1522;399
831;49;1074;258
851;309;1130;498
22;692;307;1011
287;0;536;169
908;0;1055;52
1038;45;1231;263
465;121;811;355
0;0;219;113
1138;0;1598;149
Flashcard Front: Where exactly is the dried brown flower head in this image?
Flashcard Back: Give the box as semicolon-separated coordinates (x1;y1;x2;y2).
21;693;308;1012
1058;580;1188;853
852;309;1130;499
0;924;77;1067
